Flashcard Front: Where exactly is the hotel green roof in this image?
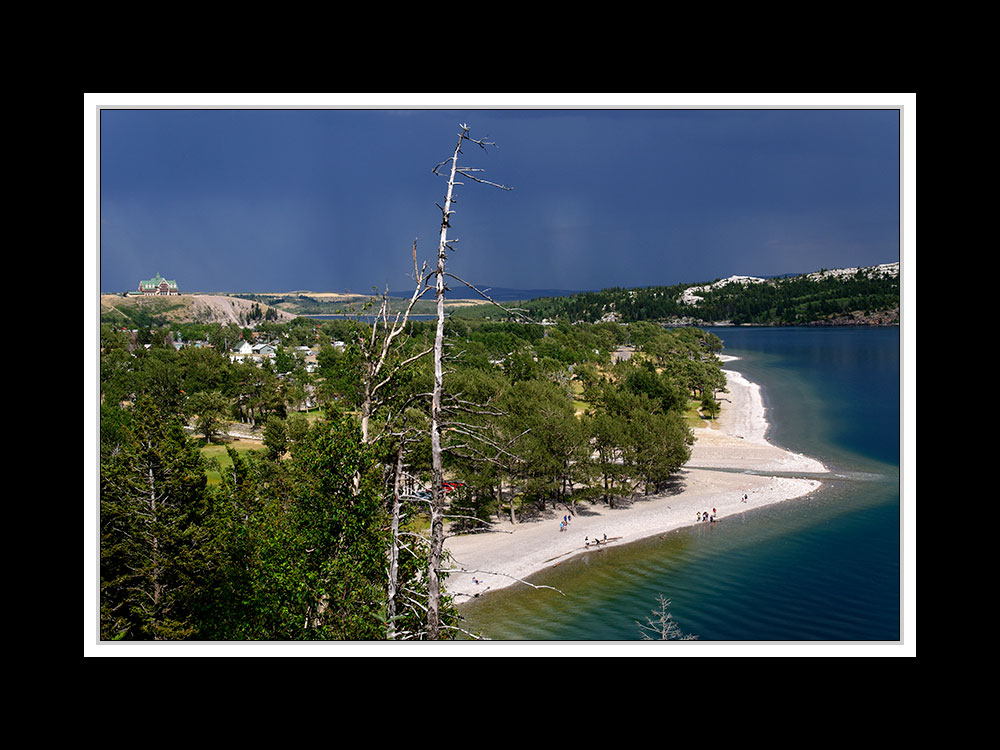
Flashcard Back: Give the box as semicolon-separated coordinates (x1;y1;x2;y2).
139;273;178;289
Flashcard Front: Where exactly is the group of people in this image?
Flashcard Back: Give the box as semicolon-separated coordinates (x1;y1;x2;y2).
559;490;754;543
557;515;612;549
696;494;750;523
697;509;718;523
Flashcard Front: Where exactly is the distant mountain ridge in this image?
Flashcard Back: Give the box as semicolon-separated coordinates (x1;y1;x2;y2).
390;286;583;302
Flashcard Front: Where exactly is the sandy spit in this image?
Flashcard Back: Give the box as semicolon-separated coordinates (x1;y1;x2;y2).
443;358;828;605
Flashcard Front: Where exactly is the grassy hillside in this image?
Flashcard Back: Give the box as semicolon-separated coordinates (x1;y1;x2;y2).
101;295;193;327
100;294;296;328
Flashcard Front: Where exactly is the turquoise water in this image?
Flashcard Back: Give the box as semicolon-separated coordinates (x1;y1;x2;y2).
458;326;902;642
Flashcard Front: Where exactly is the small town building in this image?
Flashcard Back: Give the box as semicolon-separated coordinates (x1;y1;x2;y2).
230;340;278;366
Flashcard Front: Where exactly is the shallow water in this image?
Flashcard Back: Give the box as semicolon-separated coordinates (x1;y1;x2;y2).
458;327;901;642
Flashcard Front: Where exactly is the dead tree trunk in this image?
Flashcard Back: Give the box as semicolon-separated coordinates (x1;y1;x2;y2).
426;132;460;640
387;441;404;639
358;247;433;639
146;464;162;636
425;124;512;640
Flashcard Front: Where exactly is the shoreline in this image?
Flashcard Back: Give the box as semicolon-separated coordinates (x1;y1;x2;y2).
443;356;829;606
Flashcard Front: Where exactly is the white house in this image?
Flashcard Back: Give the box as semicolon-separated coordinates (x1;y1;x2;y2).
230;340;277;366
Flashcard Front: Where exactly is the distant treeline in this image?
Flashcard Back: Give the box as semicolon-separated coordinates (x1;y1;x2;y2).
504;270;899;326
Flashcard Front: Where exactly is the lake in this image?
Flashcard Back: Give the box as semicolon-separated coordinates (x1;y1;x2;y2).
305;314;440;322
458;326;902;643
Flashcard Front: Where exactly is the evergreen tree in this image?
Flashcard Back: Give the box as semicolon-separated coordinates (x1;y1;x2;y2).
285;417;390;639
196;416;396;640
100;396;211;640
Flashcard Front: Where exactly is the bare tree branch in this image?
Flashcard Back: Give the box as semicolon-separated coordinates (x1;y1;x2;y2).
443;271;535;323
438;566;565;597
636;595;699;641
455;169;513;191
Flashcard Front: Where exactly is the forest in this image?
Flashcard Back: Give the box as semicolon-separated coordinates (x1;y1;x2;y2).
98;313;726;641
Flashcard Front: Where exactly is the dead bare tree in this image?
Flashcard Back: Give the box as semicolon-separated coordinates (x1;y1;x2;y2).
384;411;428;639
425;124;513;640
637;595;699;641
348;240;438;639
356;240;434;446
351;125;525;640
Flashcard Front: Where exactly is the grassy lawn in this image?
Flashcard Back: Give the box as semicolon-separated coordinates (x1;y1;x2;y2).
200;438;264;485
569;378;591;416
300;407;325;423
685;398;719;430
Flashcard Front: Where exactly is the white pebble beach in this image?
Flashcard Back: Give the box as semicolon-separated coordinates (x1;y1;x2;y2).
443;357;828;605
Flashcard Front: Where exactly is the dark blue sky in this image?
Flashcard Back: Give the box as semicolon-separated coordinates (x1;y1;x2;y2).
97;105;902;294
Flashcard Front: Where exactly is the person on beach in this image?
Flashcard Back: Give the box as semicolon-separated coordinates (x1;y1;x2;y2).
697;512;702;521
